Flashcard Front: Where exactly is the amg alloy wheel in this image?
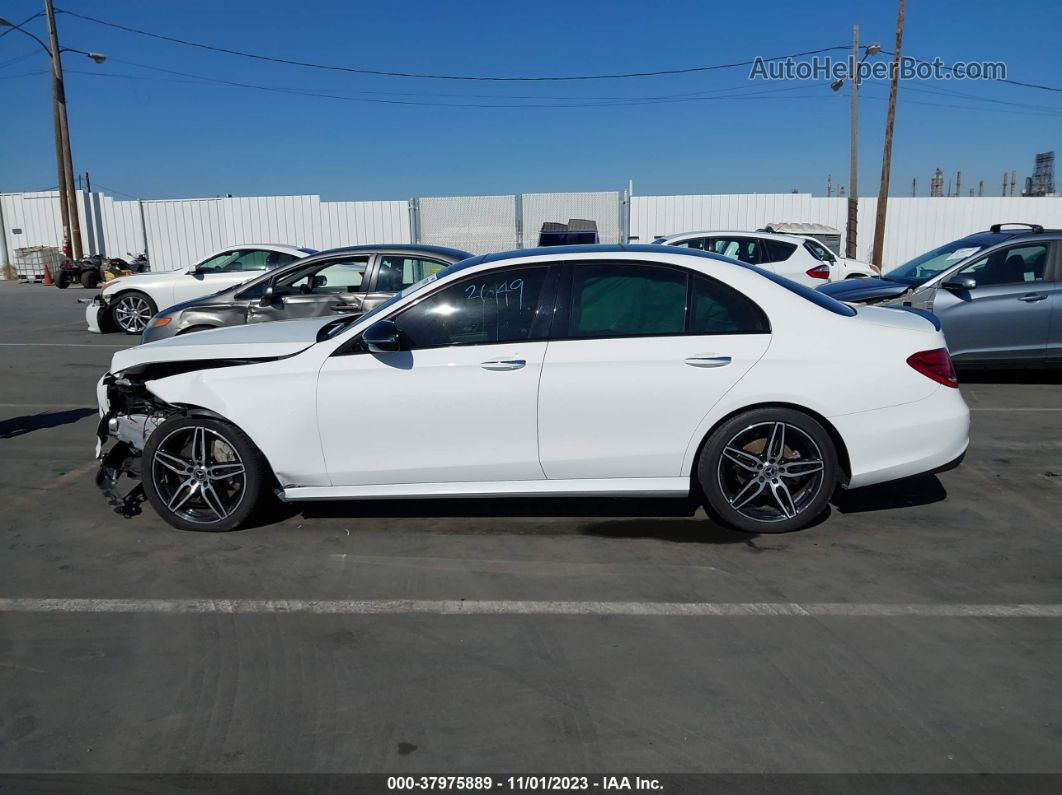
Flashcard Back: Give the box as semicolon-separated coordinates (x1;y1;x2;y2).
111;291;157;334
699;408;837;533
142;416;267;532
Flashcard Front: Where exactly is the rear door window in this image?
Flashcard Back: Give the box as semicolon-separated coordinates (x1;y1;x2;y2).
707;237;762;265
569;263;687;338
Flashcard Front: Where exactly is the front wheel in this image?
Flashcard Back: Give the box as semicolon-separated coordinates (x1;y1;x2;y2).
141;416;270;532
698;408;838;534
56;271;71;289
110;290;157;334
80;270;100;289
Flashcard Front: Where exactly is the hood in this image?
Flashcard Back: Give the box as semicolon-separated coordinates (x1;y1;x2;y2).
110;316;335;373
818;276;909;303
100;271;181;295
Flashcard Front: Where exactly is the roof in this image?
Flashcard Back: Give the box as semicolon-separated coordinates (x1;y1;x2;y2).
653;230;811;244
309;244;473;260
451;244;739;271
762;222;840;236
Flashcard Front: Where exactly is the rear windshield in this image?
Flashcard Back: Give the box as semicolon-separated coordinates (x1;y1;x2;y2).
744;265;856;316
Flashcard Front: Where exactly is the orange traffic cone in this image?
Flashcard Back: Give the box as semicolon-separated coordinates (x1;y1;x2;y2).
42;264;54;286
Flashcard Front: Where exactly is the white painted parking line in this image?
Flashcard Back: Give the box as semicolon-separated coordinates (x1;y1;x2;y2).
0;403;94;409
0;598;1058;618
970;407;1062;411
0;343;128;348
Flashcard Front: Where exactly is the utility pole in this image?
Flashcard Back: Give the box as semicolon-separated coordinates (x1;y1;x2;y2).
44;0;82;259
955;170;962;197
871;0;905;269
911;177;916;197
978;180;983;197
84;171;91;193
846;25;859;259
0;10;103;262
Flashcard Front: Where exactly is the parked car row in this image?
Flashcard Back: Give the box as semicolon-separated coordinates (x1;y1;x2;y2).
819;223;1062;366
94;238;969;536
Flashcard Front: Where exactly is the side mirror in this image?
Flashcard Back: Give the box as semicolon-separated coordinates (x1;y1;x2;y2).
258;285;276;307
363;319;401;353
942;276;976;292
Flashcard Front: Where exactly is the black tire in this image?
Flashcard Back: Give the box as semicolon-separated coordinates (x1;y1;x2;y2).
697;407;838;534
109;290;157;334
56;271;71;289
81;270;101;289
141;415;270;532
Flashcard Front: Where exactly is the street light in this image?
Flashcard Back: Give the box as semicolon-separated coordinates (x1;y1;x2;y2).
0;8;106;260
831;27;881;261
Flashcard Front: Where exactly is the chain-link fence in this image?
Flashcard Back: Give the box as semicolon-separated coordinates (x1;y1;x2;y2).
415;191;627;254
415;195;519;254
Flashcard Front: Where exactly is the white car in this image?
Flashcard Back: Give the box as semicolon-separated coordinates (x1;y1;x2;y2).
653;231;878;285
85;244;316;334
95;244;968;534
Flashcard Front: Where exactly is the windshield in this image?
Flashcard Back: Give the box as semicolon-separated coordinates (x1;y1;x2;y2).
885;240;986;285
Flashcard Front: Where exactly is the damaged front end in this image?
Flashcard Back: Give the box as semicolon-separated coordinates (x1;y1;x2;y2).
96;369;180;516
95;358;270;516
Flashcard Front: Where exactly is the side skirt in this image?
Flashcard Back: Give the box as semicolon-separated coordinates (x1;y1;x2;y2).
280;478;691;502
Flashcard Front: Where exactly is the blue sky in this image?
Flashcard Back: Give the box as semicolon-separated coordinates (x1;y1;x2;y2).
0;0;1059;200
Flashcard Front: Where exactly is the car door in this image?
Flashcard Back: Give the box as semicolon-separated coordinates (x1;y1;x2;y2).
537;262;772;480
247;256;370;324
361;254;451;314
1047;243;1062;363
316;264;556;486
171;248;298;304
932;242;1054;362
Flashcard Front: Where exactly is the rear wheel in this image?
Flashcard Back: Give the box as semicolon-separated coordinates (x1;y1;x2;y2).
56;271;71;289
110;290;156;334
80;270;100;289
142;416;270;532
698;408;838;533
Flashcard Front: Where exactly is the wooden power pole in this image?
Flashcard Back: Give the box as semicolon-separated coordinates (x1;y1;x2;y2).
846;25;859;259
871;0;905;269
44;0;82;259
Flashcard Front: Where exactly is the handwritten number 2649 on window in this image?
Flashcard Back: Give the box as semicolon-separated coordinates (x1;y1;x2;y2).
465;279;526;310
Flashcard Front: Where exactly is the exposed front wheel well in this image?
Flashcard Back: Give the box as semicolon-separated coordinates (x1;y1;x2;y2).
691;402;851;487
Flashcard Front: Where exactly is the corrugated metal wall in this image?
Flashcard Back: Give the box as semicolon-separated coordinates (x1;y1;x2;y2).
0;192;410;272
3;189;1061;274
630;193;1062;268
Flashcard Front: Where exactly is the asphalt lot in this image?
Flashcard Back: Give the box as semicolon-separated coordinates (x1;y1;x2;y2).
0;278;1060;777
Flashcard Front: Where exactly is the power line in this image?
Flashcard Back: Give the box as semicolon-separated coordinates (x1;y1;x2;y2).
55;7;848;82
881;51;1062;93
0;10;44;39
60;57;827;108
87;181;138;199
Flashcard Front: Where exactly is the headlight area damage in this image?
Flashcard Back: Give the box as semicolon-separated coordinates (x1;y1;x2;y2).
95;358;275;516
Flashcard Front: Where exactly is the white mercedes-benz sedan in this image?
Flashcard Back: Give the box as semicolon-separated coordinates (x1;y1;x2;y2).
95;245;969;534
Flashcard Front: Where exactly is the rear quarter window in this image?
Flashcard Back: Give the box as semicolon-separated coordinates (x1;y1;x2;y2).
761;239;797;262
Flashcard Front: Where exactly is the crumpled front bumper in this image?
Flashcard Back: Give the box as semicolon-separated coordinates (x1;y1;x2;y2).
83;295;106;333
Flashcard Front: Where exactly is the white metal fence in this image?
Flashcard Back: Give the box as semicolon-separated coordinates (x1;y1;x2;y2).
2;188;1061;275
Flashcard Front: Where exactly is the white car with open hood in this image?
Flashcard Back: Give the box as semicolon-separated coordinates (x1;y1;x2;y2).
85;244;316;334
95;245;969;534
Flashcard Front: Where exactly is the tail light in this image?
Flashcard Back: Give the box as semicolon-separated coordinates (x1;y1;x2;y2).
806;264;830;280
907;348;958;388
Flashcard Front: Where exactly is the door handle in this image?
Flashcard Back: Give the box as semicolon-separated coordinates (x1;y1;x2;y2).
481;358;526;371
685;355;732;368
331;303;360;313
1018;294;1047;302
